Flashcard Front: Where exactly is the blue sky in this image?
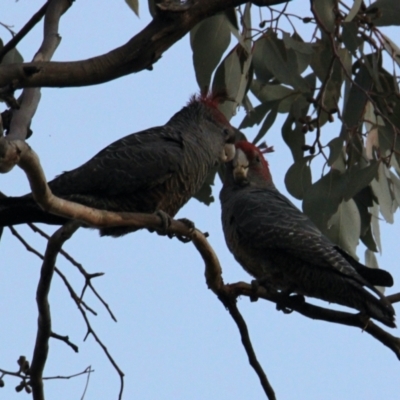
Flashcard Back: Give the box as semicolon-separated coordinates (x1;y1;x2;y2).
1;1;399;399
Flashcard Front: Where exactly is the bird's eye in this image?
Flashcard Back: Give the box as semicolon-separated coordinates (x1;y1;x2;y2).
224;128;230;136
255;156;261;163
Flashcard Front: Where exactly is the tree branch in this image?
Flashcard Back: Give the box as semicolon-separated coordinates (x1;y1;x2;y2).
218;292;277;400
7;0;74;141
30;221;79;400
0;0;287;89
228;282;400;360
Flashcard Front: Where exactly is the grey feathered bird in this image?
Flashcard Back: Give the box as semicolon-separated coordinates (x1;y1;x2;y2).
220;141;395;327
0;93;236;236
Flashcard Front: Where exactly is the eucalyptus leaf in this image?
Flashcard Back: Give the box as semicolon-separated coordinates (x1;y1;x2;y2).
370;163;395;223
345;0;362;22
302;169;347;233
340;64;373;139
343;160;380;200
326;199;361;258
191;14;231;91
258;32;310;93
125;0;139;16
282;97;310;162
342;22;361;55
381;33;400;67
284;157;312;200
212;45;252;119
313;0;336;33
239;100;275;129
370;201;382;252
367;0;400;27
327;137;344;166
252;104;279;144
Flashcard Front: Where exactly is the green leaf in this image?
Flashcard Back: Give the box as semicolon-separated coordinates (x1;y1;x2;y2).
326;199;361;258
239;100;275;129
251;81;294;102
370;201;382;252
381;33;400;67
302;169;347;233
370;163;395;223
242;2;252;52
389;170;400;207
342;21;362;55
190;14;231;91
212;45;252;119
255;32;311;93
310;41;347;125
354;186;378;252
314;0;336;33
282;94;312;162
224;8;245;47
252;37;274;83
284;157;312;200
340;64;373;139
327;137;344;166
343;160;380;200
282;32;314;55
367;0;400;26
345;0;363;22
252;104;279;144
125;0;139;16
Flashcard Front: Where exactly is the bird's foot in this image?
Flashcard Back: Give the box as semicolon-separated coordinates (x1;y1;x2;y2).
170;218;195;243
152;210;172;235
276;293;305;314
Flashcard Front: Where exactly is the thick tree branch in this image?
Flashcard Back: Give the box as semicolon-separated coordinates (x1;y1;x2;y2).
30;221;79;400
7;0;73;141
0;0;287;89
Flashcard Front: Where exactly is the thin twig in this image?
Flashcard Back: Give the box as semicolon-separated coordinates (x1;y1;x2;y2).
0;2;48;63
28;223;117;321
42;366;93;380
219;292;276;400
50;332;79;353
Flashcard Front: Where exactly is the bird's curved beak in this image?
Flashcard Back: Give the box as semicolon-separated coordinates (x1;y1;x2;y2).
232;148;249;183
221;143;236;162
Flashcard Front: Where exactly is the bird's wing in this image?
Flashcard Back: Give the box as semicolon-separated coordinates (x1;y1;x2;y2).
230;187;366;283
48;127;184;196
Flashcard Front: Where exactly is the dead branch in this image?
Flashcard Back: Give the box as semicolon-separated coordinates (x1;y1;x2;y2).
218;291;277;400
30;221;79;400
50;332;79;353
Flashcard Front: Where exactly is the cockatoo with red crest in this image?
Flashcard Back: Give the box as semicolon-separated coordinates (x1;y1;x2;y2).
220;141;395;327
0;93;236;236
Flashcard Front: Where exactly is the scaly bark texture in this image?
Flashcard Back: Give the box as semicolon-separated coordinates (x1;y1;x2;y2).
220;141;395;328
